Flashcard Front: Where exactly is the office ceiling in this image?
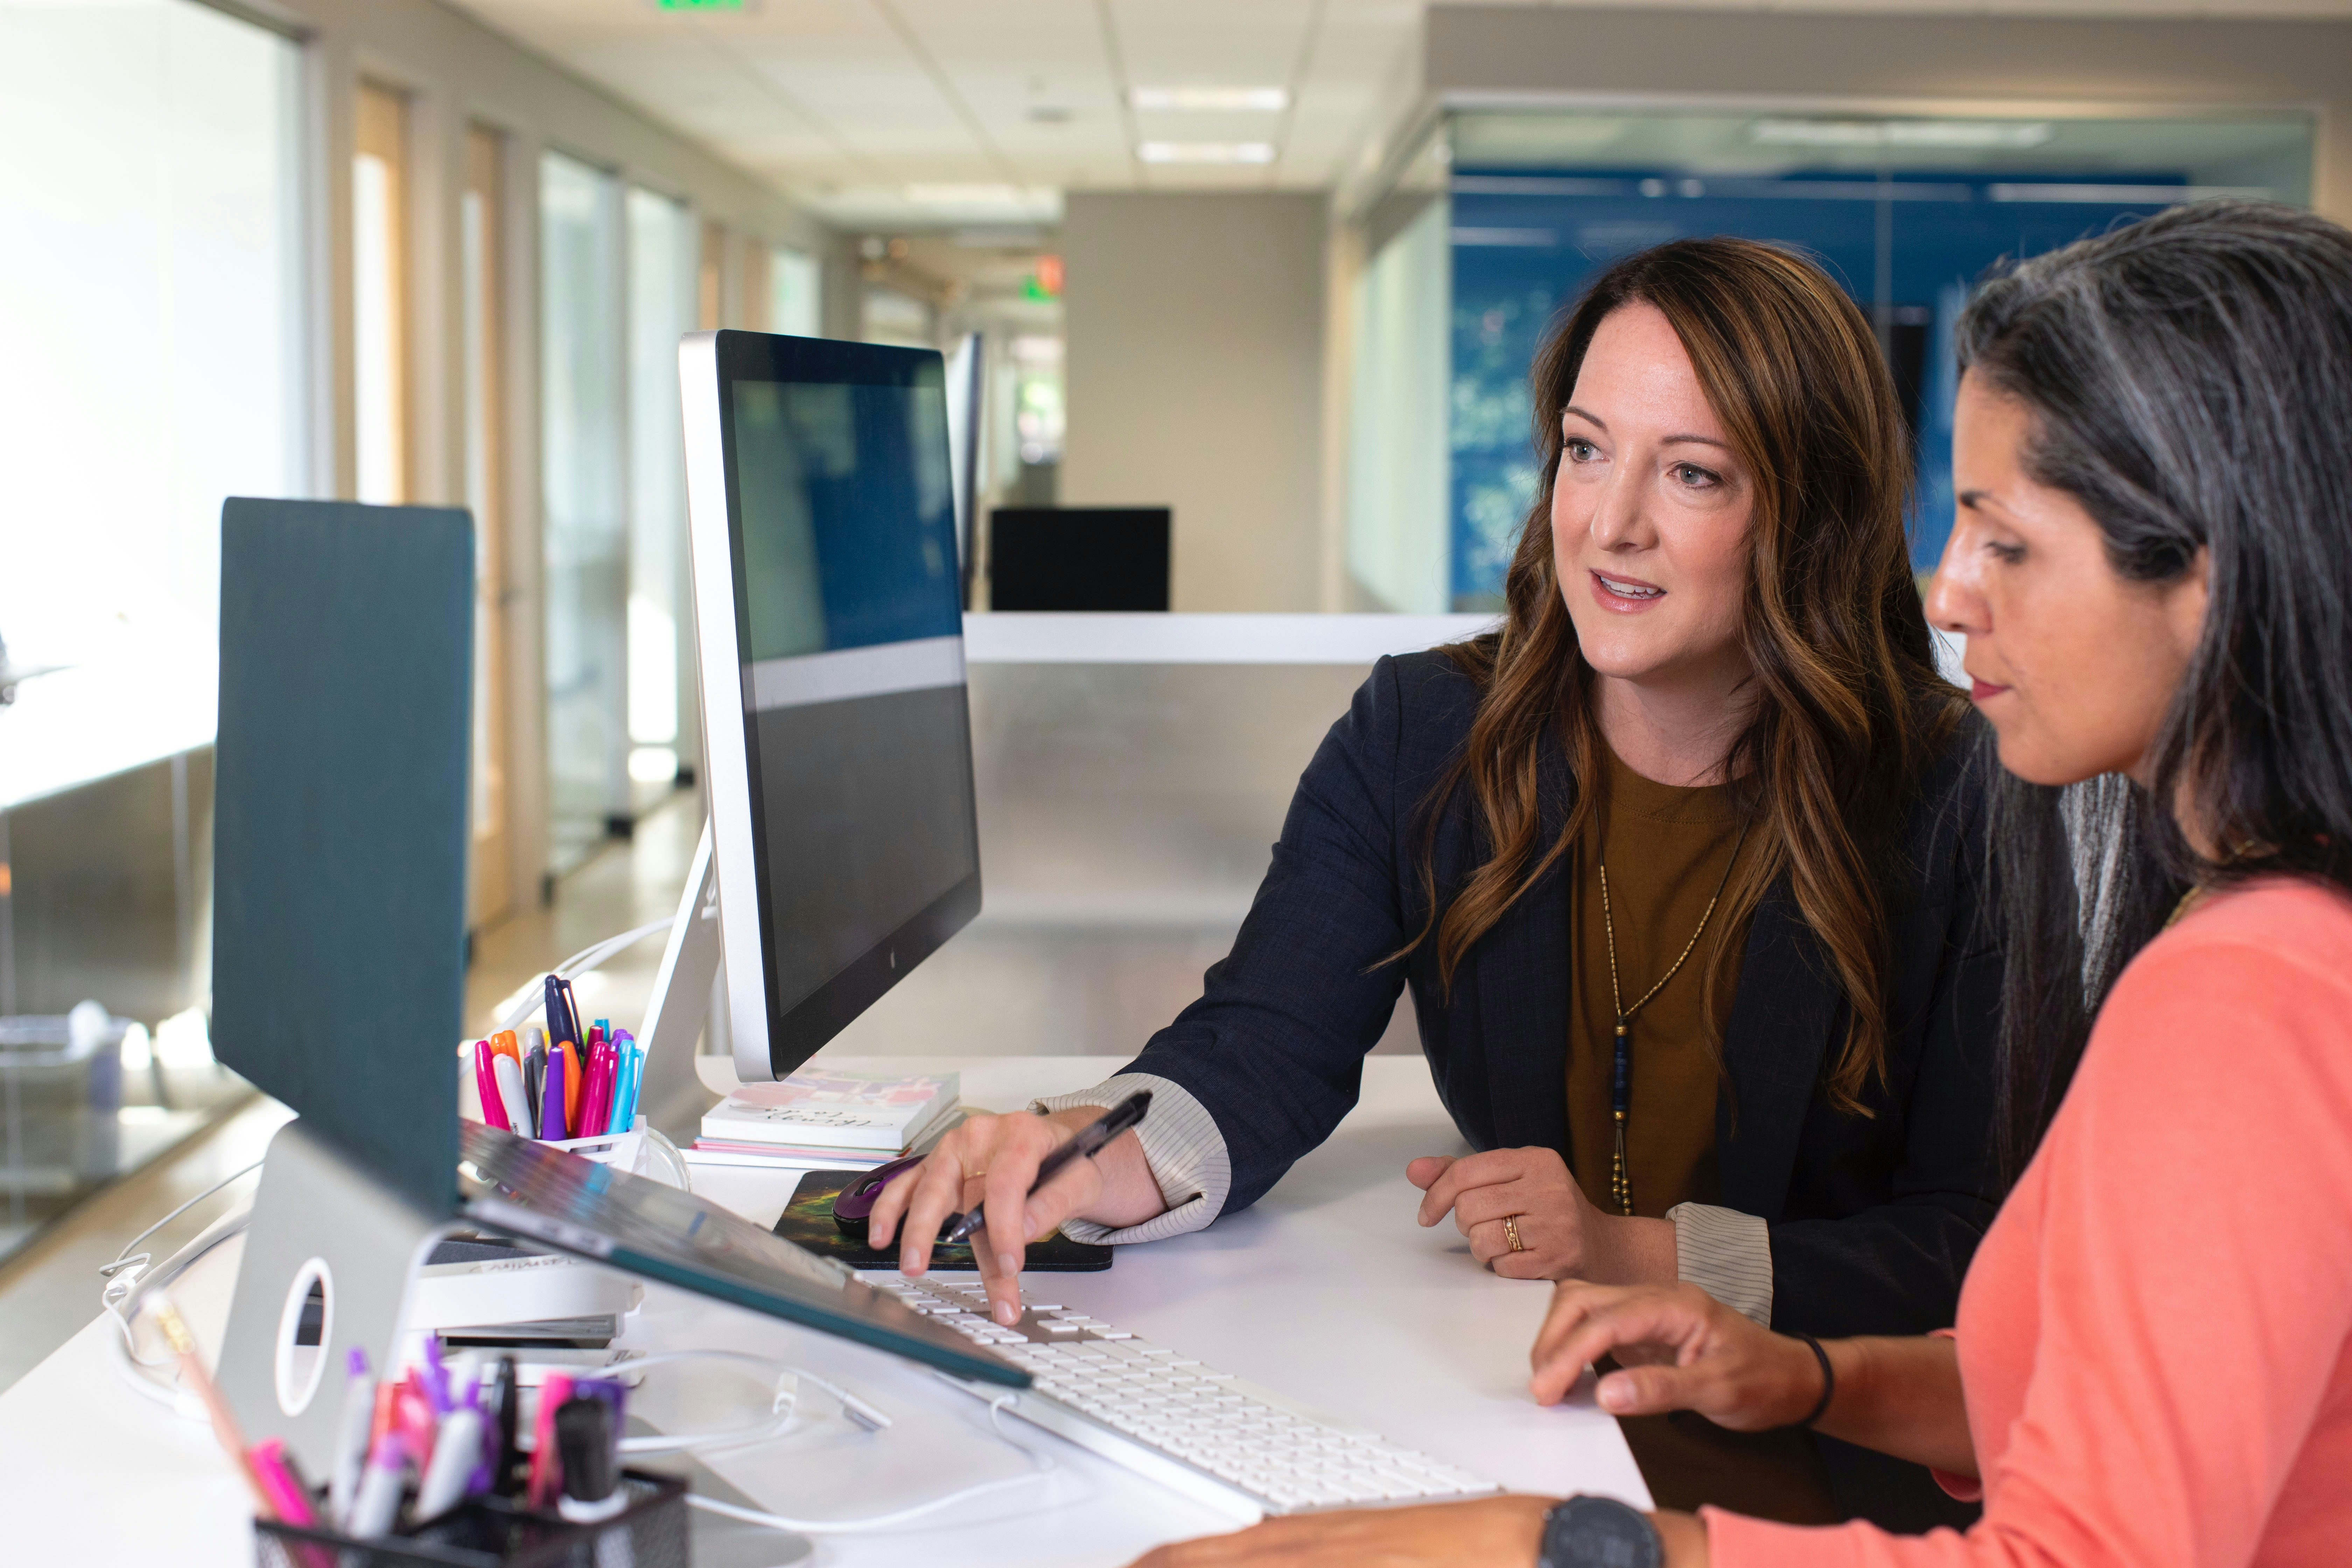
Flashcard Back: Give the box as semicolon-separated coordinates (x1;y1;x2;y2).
448;0;2352;232
448;0;1423;228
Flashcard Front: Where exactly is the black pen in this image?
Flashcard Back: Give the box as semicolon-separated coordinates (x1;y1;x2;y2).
943;1090;1152;1245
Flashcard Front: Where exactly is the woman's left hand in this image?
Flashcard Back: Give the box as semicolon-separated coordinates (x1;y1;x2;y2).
1409;1148;1674;1283
1120;1497;1712;1568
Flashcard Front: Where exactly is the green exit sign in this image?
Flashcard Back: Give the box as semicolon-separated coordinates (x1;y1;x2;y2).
658;0;745;10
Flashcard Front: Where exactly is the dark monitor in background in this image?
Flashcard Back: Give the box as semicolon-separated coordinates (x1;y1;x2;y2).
988;506;1171;612
679;330;983;1084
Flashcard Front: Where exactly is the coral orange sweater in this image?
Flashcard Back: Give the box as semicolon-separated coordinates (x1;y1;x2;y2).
1706;879;2352;1568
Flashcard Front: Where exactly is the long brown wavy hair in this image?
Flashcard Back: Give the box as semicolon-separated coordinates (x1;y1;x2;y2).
1410;238;1966;1112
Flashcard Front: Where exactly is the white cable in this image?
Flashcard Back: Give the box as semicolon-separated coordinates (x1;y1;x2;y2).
495;918;674;1034
600;1349;819;1456
98;1157;264;1307
99;1161;265;1417
682;1395;1062;1536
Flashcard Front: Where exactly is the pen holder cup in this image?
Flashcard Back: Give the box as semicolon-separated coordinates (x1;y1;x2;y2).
542;1126;691;1192
254;1471;688;1568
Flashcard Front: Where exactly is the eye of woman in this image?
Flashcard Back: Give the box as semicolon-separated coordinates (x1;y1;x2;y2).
1670;461;1721;490
1564;436;1600;463
1986;537;2026;565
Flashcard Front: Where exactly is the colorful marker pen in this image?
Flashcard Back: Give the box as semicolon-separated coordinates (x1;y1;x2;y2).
328;1348;376;1527
528;1372;574;1511
541;1048;569;1141
471;1041;509;1132
414;1405;484;1522
492;1051;534;1138
248;1438;318;1528
560;1042;584;1130
346;1432;408;1539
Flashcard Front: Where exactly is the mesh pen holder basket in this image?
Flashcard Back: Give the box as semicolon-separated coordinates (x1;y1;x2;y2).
253;1471;688;1568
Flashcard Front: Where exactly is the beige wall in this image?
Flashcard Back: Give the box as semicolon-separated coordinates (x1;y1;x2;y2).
1060;192;1330;613
1424;6;2352;222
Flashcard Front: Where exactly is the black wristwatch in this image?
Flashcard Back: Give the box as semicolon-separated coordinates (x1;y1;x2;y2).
1536;1495;1663;1568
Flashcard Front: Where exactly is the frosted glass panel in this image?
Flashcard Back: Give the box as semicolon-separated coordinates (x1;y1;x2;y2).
626;186;694;789
541;151;626;872
1348;197;1451;614
771;247;821;338
0;0;303;673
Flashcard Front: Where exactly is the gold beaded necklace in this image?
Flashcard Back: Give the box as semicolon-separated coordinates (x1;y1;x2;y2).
1597;818;1750;1217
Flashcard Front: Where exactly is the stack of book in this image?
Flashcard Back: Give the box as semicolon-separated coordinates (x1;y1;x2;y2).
683;1068;960;1173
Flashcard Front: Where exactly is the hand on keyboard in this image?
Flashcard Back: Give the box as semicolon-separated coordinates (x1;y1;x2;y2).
868;1106;1162;1326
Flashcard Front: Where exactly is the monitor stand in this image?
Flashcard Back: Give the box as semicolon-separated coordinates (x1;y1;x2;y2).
633;816;753;1116
215;1116;458;1479
216;821;735;1479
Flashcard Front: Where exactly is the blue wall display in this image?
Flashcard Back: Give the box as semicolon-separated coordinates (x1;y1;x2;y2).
1445;170;2188;607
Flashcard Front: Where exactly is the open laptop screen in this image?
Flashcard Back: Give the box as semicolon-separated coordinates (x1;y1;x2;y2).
460;1122;1023;1386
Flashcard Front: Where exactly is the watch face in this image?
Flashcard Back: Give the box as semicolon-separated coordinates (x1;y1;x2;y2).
1542;1496;1662;1568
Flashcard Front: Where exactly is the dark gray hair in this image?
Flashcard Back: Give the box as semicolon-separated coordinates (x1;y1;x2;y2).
1956;199;2352;1177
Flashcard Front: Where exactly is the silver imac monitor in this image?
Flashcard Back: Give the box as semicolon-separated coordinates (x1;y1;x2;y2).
680;330;982;1083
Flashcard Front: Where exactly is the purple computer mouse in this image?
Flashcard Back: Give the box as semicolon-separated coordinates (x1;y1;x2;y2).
831;1153;930;1234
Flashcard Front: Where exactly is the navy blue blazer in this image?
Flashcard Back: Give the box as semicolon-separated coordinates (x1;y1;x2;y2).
1118;650;2002;1528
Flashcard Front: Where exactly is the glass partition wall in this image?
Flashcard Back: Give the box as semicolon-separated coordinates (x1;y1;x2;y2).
1348;107;2315;612
540;152;628;872
0;0;306;1260
625;187;696;804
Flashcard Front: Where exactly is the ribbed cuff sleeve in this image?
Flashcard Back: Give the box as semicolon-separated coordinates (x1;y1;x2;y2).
1030;1073;1231;1245
1667;1201;1774;1325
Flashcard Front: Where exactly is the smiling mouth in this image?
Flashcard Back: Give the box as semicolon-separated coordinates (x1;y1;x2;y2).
1591;571;1665;602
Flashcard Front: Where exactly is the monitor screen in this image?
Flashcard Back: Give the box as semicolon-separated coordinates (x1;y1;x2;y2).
684;332;982;1078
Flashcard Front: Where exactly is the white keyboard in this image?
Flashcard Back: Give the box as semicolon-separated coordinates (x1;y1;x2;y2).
862;1270;1503;1520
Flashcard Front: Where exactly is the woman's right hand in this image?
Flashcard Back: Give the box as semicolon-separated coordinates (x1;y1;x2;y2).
867;1106;1160;1326
1528;1281;1826;1432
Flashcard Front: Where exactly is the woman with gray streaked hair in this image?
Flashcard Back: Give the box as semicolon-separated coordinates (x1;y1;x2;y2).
1130;199;2352;1568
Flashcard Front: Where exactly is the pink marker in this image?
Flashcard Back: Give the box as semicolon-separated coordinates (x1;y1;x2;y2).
248;1437;318;1527
471;1041;510;1132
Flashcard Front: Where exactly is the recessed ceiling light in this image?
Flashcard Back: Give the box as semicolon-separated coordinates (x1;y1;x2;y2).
1137;141;1277;166
1131;86;1288;113
903;183;1049;205
1749;118;2053;149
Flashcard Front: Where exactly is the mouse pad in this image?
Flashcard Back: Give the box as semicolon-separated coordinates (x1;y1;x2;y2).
774;1170;1114;1271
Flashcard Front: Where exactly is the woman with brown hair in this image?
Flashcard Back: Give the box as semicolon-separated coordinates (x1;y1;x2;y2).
872;237;2001;1527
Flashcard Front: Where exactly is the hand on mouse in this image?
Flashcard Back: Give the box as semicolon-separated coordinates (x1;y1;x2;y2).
867;1106;1166;1326
1407;1148;1676;1285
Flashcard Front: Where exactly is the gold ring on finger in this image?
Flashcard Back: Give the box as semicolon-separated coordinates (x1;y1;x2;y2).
1502;1214;1526;1253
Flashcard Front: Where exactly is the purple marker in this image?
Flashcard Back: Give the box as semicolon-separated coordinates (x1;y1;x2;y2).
541;1046;569;1140
328;1347;377;1527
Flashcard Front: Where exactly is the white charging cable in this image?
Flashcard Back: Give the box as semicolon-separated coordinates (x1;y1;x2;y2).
494;918;674;1035
598;1349;888;1456
100;1160;266;1413
682;1394;1062;1536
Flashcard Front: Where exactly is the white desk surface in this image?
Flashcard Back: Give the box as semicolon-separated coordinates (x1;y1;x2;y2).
0;1055;1646;1566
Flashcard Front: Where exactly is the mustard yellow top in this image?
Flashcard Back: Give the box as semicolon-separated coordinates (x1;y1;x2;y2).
1567;746;1841;1524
